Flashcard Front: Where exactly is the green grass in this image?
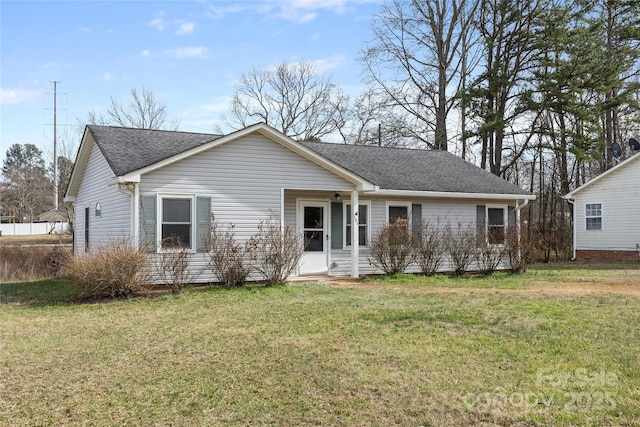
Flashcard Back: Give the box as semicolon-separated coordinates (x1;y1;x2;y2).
1;265;640;426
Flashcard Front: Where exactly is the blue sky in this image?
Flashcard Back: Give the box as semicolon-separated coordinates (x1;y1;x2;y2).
1;0;382;166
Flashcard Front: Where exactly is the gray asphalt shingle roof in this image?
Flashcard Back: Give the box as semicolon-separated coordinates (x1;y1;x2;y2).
300;141;530;195
88;125;222;176
88;125;530;196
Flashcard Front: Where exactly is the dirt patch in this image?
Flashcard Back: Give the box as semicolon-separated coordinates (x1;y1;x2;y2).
324;278;640;296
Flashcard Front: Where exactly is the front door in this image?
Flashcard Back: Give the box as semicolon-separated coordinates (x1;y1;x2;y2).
299;201;328;275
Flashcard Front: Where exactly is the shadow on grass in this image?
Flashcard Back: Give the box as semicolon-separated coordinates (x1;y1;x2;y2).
0;276;78;307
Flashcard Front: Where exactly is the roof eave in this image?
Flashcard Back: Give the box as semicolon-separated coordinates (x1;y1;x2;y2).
369;189;536;201
65;126;96;199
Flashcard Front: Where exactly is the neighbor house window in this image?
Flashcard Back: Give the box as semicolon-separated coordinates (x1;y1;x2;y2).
387;202;411;226
161;197;193;248
487;207;506;244
586;203;602;230
345;203;369;247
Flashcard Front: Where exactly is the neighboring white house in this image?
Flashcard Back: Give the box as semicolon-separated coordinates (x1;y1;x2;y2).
564;154;640;262
65;123;535;281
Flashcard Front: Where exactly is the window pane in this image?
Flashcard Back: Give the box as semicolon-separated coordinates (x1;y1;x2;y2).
389;206;408;224
359;225;367;246
304;230;323;251
488;208;504;226
346;225;352;246
304;206;323;229
346;205;351;226
586;203;602;217
162;224;191;247
359;205;367;225
163;198;191;222
586;218;602;230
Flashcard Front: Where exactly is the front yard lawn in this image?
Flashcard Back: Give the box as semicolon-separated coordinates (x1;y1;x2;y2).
1;264;639;426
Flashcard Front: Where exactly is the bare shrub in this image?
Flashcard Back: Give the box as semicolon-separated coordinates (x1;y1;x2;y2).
505;225;534;273
0;246;62;282
368;223;416;275
63;240;151;298
475;243;505;275
45;245;71;277
246;214;304;286
443;223;476;276
156;236;191;294
414;219;445;276
205;215;251;288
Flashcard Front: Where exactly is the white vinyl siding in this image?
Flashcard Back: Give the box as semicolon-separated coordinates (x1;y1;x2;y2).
140;134;356;282
74;140;131;254
573;160;640;252
326;197;508;276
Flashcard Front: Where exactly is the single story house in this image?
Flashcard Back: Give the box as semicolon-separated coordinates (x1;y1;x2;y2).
564;153;640;261
65;122;535;281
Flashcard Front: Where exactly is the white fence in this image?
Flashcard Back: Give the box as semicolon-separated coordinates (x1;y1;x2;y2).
0;222;70;236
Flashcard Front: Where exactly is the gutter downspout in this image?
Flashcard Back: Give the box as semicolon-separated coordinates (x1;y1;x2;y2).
566;198;577;261
116;182;139;249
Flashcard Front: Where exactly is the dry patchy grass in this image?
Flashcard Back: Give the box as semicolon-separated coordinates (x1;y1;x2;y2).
1;265;639;426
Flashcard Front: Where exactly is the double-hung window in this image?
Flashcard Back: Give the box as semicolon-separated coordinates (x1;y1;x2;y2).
387;202;411;226
345;203;369;247
161;197;193;248
487;207;506;244
585;203;602;231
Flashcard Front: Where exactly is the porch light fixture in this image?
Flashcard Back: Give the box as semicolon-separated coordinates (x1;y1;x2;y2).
335;192;341;201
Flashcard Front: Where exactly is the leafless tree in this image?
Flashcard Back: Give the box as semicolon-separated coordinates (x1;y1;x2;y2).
361;0;479;151
83;86;179;130
220;60;343;140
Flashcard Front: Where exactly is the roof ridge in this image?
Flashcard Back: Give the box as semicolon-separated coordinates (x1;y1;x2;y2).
301;140;450;154
86;124;221;137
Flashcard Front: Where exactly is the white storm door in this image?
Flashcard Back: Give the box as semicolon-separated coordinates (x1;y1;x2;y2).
299;201;329;275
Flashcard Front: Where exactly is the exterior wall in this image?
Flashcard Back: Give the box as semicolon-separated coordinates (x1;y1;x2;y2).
73;141;131;255
573;160;640;254
140;133;356;283
285;191;514;277
575;250;639;262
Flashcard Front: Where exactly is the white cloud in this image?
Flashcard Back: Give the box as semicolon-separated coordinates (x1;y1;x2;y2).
165;46;208;59
203;0;366;23
176;22;196;35
103;72;113;81
148;11;166;31
141;49;151;57
0;88;42;105
311;55;347;73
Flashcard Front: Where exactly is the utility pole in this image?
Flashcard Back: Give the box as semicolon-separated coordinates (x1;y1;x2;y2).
51;81;60;210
